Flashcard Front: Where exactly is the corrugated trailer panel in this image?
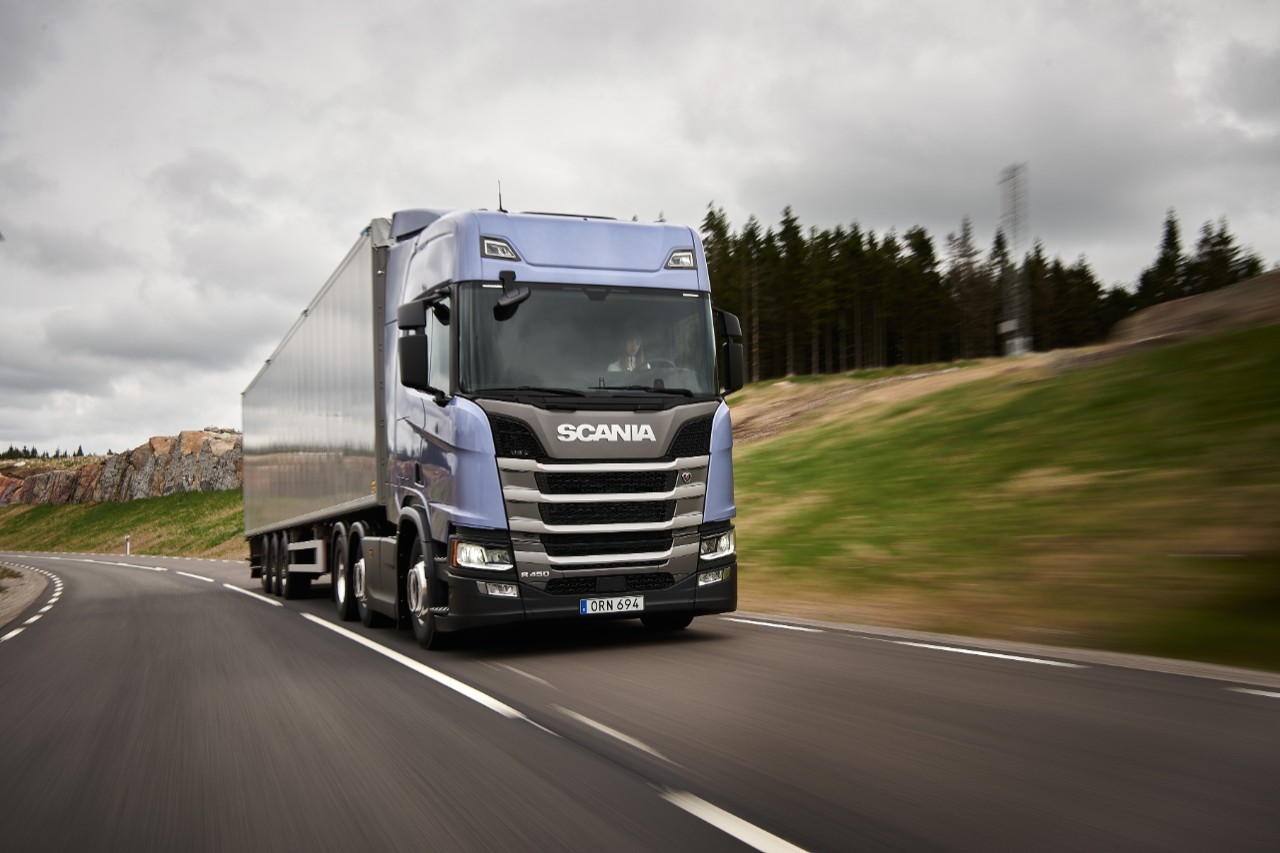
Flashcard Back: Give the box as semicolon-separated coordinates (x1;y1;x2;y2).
242;225;386;536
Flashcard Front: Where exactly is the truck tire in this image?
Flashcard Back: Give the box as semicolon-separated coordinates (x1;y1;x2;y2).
270;533;286;596
259;537;273;593
332;532;358;621
641;612;693;632
406;537;447;650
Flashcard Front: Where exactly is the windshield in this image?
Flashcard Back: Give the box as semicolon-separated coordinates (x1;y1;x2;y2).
459;283;718;398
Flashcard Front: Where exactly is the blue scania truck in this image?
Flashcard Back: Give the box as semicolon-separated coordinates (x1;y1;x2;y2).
242;208;744;648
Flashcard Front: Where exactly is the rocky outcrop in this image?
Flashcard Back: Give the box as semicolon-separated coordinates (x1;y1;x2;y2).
0;429;241;506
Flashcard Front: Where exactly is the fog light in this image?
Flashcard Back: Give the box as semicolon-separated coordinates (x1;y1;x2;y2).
454;541;513;571
699;529;735;560
698;567;731;586
481;582;519;598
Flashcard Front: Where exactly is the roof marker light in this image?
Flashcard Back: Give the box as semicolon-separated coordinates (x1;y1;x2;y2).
482;237;520;261
665;249;696;270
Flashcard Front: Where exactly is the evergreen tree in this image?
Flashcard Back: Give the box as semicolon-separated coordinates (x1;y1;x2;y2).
1183;218;1265;295
775;207;808;376
1136;209;1184;307
946;217;991;358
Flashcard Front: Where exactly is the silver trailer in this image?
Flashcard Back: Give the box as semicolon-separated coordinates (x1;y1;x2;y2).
241;219;391;595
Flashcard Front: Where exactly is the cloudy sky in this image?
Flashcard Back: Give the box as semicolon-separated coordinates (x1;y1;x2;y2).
1;0;1277;455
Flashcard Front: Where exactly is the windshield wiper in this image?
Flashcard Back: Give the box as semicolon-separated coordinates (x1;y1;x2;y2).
473;385;588;397
600;385;695;396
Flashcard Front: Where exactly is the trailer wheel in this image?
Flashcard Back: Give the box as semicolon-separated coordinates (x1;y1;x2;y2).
270;533;286;596
641;612;693;632
406;537;446;650
259;537;273;593
332;533;358;621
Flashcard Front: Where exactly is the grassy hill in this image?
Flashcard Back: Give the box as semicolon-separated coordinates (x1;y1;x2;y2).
0;489;246;560
1;325;1276;668
732;325;1279;669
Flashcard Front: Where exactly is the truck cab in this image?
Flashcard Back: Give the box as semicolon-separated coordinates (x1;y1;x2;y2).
244;208;743;649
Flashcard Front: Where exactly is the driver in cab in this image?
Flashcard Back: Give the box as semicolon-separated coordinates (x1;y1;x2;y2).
607;333;649;373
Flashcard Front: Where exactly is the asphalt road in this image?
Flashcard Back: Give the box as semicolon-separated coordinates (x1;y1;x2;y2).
2;552;1278;852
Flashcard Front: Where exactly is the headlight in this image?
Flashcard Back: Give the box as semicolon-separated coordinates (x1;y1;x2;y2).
453;541;514;571
699;529;735;561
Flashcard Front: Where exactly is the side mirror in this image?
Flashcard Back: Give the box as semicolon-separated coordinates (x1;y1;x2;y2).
720;341;744;395
713;308;745;395
398;335;430;392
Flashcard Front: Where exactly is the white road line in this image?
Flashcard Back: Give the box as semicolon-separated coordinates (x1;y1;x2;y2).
722;617;823;633
893;641;1086;668
2;628;24;642
556;706;674;764
493;662;556;688
223;584;283;607
23;614;42;625
658;789;808;853
300;613;539;726
176;571;215;583
39;604;53;613
1230;688;1280;700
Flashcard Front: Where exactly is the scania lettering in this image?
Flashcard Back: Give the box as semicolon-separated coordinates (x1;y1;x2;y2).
242;208;744;648
556;423;658;442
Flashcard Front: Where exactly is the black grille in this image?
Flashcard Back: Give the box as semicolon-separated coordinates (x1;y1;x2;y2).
544;573;675;595
536;471;676;494
626;572;674;591
489;415;545;459
540;501;675;526
545;577;598;595
666;416;713;458
542;531;673;557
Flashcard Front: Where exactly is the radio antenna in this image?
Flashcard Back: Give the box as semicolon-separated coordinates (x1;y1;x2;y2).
498;181;506;213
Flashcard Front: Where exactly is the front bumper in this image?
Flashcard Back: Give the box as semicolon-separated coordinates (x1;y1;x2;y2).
434;561;737;633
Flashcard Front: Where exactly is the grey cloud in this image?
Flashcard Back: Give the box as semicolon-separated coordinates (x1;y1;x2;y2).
2;223;135;275
43;288;295;372
0;157;53;200
150;150;264;225
1214;41;1280;123
0;0;85;116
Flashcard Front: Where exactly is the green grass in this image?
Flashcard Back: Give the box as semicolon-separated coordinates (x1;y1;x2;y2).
734;325;1280;669
0;489;246;559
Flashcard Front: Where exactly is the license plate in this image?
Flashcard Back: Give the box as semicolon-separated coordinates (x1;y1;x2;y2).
580;595;645;615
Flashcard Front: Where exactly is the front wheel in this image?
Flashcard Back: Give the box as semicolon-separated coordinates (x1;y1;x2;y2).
406;538;447;649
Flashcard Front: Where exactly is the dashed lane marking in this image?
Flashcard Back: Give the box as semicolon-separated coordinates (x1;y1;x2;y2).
555;706;675;764
0;564;63;643
1230;688;1280;700
176;571;215;583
